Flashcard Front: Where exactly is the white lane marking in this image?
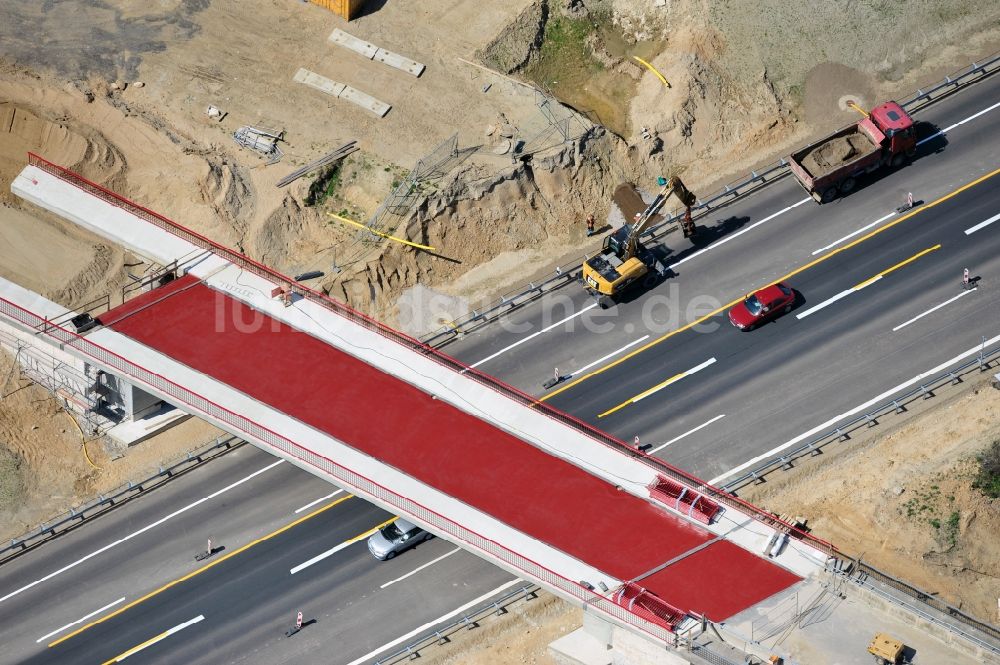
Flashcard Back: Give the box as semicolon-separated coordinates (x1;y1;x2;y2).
649;414;726;454
469;303;599;369
892;288;977;332
113;615;205;662
669;198;811;269
795;289;855;320
916;100;1000;146
36;597;126;643
380;547;462;589
206;459;284;499
965;212;1000;235
710;331;1000;486
568;335;649;377
634;357;717;403
812;212;896;255
294;489;345;514
0;459;285;605
290;520;389;575
344;579;523;665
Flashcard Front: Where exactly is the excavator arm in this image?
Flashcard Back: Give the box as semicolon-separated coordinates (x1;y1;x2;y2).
623;176;697;258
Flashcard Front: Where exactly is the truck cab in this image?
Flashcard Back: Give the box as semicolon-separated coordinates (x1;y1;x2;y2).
869;102;916;158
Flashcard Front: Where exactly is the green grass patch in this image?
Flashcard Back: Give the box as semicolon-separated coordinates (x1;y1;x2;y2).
304;163;342;207
973;439;1000;499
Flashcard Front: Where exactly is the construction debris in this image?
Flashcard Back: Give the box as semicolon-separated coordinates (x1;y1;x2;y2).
233;126;284;164
275;140;358;188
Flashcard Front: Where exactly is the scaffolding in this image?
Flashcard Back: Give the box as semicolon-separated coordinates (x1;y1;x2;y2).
0;329;119;435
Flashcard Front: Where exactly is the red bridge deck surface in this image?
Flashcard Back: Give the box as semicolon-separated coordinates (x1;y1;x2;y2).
105;281;799;620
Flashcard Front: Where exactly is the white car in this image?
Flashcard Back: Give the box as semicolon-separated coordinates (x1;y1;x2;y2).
367;518;433;560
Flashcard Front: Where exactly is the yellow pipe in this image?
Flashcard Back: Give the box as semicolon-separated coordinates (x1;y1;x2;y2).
846;101;869;118
64;409;100;470
327;213;436;252
632;56;670;88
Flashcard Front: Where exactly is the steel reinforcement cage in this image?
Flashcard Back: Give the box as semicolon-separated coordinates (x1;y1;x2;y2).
23;152;837;560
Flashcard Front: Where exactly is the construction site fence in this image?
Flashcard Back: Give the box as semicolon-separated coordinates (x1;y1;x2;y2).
850;560;1000;654
23;154;841;577
419;48;1000;348
0;434;242;566
0;295;682;644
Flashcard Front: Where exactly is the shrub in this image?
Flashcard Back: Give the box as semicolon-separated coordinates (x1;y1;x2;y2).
973;440;1000;499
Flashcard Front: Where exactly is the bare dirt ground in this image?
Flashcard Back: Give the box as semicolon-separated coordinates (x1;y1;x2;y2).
743;374;1000;623
403;592;580;665
0;349;222;541
0;0;999;656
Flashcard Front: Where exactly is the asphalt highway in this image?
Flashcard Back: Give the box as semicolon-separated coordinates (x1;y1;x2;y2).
0;445;512;665
445;74;1000;482
1;73;997;665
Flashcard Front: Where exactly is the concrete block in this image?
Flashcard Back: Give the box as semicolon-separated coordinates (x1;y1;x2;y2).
339;85;391;117
373;47;425;77
548;627;613;665
293;68;346;98
327;28;377;59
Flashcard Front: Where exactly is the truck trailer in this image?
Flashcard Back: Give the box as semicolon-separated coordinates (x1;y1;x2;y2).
788;101;916;203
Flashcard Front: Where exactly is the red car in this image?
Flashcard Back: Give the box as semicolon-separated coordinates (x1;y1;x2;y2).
728;283;796;330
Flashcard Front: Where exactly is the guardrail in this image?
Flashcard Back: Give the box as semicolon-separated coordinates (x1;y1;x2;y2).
721;344;999;492
22;153;841;575
0;434;242;566
420;49;1000;348
852;560;1000;650
374;584;540;664
0;295;686;644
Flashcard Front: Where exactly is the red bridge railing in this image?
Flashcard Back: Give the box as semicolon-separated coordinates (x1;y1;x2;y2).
23;152;838;557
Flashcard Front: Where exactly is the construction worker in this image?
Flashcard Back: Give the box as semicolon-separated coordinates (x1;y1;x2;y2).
586;214;596;236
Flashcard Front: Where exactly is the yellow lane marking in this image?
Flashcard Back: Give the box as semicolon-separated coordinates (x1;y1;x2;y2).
632;56;670;87
539;166;1000;403
100;615;204;665
598;371;684;418
49;495;354;648
597;357;717;418
328;212;436;251
289;515;397;574
853;244;940;290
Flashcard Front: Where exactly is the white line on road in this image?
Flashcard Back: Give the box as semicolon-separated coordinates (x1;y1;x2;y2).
635;357;717;403
380;547;462;589
290;519;391;575
812;212;896;255
649;414;726;454
892;288;977;332
669;198;811;270
344;579;523;665
917;100;1000;146
294;489;345;514
0;459;285;605
568;335;649;377
710;331;1000;486
469;303;599;369
111;615;205;662
964;212;1000;235
36;597;126;643
794;288;857;320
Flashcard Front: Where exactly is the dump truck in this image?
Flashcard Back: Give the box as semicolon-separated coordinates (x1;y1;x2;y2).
582;176;696;308
867;632;905;664
789;101;916;203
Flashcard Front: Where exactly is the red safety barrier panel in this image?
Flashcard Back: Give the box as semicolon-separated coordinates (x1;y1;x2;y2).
613;583;686;632
648;475;722;524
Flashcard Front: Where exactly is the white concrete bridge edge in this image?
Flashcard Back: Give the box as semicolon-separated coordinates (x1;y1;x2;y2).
0;282;621;589
11;165;829;581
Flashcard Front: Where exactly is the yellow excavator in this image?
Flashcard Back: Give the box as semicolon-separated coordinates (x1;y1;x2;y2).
582;176;697;308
